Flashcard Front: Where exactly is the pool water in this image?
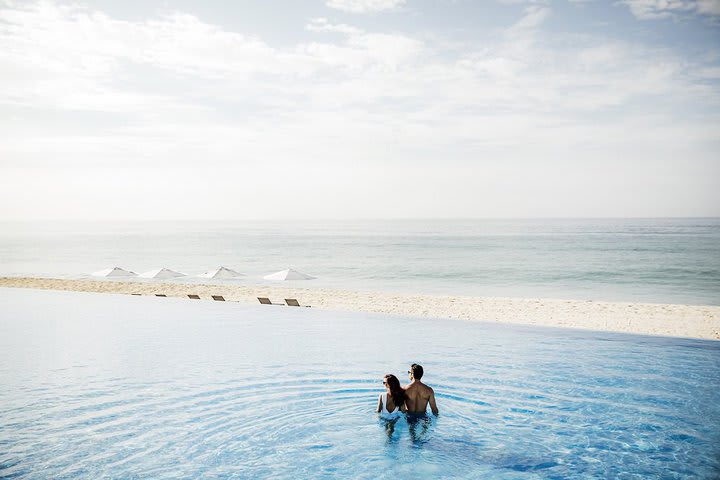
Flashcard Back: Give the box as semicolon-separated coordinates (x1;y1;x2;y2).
1;288;719;479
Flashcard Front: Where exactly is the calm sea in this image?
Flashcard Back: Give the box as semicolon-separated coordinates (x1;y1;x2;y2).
0;218;718;305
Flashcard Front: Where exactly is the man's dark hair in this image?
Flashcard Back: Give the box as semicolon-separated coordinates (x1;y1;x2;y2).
410;363;424;380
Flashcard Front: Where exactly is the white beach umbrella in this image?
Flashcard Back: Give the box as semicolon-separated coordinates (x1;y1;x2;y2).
92;267;137;277
197;266;245;279
263;268;316;281
139;268;186;279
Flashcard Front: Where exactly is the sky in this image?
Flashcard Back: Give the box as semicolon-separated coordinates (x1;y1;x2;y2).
0;0;719;220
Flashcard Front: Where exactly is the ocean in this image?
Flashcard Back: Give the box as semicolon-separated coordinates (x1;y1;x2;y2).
0;218;718;305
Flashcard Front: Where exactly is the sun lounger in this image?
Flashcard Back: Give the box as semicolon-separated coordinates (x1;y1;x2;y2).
212;295;225;301
131;293;142;296
285;298;311;307
155;294;167;297
257;297;284;305
188;294;201;299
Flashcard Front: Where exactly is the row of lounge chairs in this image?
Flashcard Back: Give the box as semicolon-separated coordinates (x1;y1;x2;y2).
132;292;309;307
257;297;310;307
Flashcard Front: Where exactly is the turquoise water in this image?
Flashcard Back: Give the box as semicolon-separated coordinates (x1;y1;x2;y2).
1;288;719;479
1;218;719;305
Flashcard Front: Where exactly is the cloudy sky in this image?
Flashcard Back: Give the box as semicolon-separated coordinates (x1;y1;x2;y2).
1;0;718;220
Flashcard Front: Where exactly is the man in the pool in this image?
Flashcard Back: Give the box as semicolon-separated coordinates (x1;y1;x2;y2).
404;363;439;415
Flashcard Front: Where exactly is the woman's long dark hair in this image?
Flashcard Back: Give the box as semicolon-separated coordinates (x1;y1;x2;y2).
384;374;406;406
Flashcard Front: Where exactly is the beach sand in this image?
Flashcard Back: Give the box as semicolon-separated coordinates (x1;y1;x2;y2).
1;276;718;340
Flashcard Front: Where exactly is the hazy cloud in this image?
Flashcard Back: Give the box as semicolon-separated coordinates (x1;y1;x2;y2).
305;17;363;34
621;0;720;20
325;0;406;13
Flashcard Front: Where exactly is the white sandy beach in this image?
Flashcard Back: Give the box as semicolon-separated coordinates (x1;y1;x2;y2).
1;276;718;340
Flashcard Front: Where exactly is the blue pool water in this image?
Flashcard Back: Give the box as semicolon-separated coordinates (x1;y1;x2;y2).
1;218;719;305
1;288;719;479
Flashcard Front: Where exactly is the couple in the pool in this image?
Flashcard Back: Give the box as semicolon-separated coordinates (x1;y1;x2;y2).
376;363;439;419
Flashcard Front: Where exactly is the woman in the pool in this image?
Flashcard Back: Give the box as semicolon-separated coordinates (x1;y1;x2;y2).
376;374;407;419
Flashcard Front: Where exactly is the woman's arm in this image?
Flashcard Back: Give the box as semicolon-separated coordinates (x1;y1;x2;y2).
376;394;383;413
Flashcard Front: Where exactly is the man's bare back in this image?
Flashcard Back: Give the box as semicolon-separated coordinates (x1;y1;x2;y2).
404;364;439;415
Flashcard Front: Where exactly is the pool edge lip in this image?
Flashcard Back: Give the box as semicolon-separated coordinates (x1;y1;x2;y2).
2;286;719;345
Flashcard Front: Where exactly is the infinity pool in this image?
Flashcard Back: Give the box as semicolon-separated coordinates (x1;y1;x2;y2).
1;288;719;479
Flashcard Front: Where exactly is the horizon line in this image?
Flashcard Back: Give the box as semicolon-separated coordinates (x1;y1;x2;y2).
1;216;719;222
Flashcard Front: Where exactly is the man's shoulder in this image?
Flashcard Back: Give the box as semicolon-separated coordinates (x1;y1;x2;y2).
416;382;434;394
